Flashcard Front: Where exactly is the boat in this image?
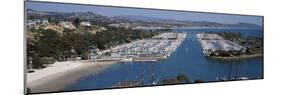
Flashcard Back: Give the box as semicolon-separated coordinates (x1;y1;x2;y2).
216;77;228;81
152;79;159;85
236;77;249;80
121;58;133;62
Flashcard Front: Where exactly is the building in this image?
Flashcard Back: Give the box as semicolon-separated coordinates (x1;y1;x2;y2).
80;22;92;26
26;20;36;27
42;20;49;25
26;19;41;27
111;52;121;58
89;46;100;59
59;21;76;29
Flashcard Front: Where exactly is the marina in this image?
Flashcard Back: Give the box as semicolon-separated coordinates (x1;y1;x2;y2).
92;32;187;61
25;2;264;93
64;29;263;91
197;33;246;57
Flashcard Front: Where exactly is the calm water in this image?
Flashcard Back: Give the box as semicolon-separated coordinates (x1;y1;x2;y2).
64;29;263;91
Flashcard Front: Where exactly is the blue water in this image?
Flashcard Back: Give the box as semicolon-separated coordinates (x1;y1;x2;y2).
64;29;263;91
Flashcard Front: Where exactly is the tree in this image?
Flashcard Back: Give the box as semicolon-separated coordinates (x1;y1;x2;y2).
48;17;60;24
33;29;64;62
81;51;90;60
32;53;44;69
73;17;81;27
162;74;190;85
177;74;190;83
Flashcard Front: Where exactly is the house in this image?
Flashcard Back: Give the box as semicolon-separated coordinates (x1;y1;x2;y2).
89;46;100;59
80;22;92;26
26;20;36;27
111;52;121;58
26;19;41;27
42;20;49;25
59;21;76;29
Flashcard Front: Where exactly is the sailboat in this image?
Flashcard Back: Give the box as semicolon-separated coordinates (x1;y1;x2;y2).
152;78;159;85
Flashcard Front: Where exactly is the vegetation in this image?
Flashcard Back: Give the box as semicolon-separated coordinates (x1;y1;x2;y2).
27;19;162;69
94;26;161;50
47;17;60;24
194;79;205;83
216;32;263;55
73;17;81;27
162;74;190;85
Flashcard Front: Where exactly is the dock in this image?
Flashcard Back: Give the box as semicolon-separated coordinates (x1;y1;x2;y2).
197;33;246;57
91;32;187;62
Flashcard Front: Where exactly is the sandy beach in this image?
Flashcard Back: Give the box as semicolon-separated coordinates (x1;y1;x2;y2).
27;60;117;93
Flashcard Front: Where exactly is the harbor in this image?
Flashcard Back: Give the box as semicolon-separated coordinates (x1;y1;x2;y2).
26;32;188;93
25;2;264;94
91;32;187;62
64;29;263;91
197;33;247;57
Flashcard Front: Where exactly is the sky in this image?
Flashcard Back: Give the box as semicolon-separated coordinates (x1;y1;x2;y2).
26;1;263;26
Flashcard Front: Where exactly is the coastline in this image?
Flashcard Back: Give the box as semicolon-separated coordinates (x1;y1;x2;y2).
27;60;117;93
208;54;263;60
26;32;186;93
132;56;168;61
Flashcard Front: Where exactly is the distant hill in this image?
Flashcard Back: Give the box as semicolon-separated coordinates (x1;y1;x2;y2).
113;15;262;29
223;22;262;29
26;9;262;29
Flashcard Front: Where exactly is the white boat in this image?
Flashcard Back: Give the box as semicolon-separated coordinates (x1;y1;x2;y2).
152;79;159;85
121;58;133;62
237;77;249;80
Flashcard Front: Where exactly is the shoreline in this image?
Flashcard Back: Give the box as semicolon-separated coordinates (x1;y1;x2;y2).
27;60;117;93
27;56;169;93
208;54;263;60
27;32;186;93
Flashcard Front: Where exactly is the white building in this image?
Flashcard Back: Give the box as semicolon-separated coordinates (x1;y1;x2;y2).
80;22;92;26
42;20;49;25
59;21;76;29
26;20;36;27
111;52;121;58
89;46;100;59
